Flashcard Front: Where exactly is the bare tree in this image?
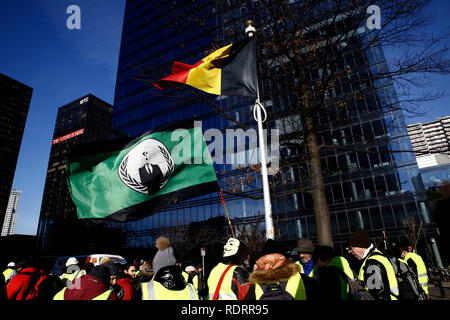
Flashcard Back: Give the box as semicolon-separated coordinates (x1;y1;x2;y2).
401;215;423;252
234;221;267;258
131;0;449;246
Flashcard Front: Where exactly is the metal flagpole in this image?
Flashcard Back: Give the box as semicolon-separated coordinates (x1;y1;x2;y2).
246;21;275;240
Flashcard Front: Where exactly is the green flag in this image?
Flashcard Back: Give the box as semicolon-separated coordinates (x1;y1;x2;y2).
66;119;219;222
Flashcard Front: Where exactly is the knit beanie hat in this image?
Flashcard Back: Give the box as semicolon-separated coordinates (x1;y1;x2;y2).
222;238;249;265
262;239;287;257
155;236;171;250
296;239;314;254
348;229;372;248
152;246;177;274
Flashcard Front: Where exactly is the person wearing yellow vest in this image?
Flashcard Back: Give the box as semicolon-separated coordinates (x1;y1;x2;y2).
184;265;201;291
399;243;429;295
312;245;355;300
348;229;399;300
140;265;198;300
59;257;86;287
207;238;251;300
294;239;317;278
244;239;320;300
2;262;18;285
53;265;118;300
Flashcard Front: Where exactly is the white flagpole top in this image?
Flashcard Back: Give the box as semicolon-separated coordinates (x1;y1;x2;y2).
245;20;256;37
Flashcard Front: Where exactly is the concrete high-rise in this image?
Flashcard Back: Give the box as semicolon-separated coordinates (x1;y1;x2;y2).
0;73;32;232
407;116;450;157
1;189;21;236
408;117;450;189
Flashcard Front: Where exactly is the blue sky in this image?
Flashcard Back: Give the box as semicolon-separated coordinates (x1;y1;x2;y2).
0;1;126;235
0;1;449;236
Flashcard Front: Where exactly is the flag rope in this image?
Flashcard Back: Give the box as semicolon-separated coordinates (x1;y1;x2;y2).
220;190;236;238
253;100;267;123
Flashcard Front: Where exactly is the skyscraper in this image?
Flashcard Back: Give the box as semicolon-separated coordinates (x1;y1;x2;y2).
36;94;114;254
112;0;438;255
0;73;32;232
407;116;450;157
408;116;450;189
1;189;21;236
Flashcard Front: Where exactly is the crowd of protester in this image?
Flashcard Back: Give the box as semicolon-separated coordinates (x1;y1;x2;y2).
1;230;430;301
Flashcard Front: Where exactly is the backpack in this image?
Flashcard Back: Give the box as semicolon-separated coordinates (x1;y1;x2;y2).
19;271;49;300
387;256;427;301
332;267;375;300
259;281;294;300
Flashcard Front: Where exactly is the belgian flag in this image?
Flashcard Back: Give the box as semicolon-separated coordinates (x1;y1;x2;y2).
155;37;257;97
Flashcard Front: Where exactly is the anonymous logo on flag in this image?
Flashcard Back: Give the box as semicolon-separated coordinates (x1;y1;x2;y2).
118;138;175;195
67;119;219;222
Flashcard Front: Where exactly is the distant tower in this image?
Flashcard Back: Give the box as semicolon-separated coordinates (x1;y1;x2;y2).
407;116;450;156
1;189;21;236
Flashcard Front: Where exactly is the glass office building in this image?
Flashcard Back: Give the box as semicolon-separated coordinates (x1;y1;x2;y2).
0;73;32;230
420;164;450;189
36;94;115;254
113;0;438;256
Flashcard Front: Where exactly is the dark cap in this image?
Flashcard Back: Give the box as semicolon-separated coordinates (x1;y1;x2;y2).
296;239;314;254
348;229;372;249
262;239;287;257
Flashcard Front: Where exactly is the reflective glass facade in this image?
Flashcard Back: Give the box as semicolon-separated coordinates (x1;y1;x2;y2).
420;164;450;189
37;95;114;254
0;73;32;228
113;0;436;252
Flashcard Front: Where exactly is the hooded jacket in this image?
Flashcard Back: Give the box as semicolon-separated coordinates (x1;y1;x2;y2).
251;259;300;284
62;266;118;300
117;275;135;300
245;254;320;300
6;267;48;300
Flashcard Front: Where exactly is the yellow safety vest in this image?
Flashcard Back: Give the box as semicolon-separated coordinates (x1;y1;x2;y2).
182;271;189;282
59;270;86;284
327;256;354;300
141;280;198;300
207;263;238;300
404;252;429;294
254;271;307;300
2;268;17;283
295;261;317;278
53;287;112;300
358;250;399;300
183;272;200;291
192;274;199;290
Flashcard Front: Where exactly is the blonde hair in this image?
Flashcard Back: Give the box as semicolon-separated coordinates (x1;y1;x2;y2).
100;257;110;264
141;261;153;273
